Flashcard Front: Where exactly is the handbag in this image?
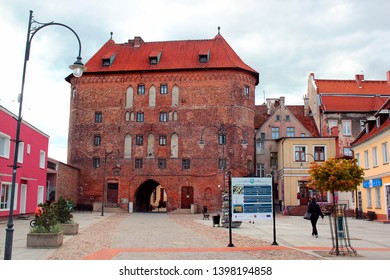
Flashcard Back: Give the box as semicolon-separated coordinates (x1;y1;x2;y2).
303;212;312;220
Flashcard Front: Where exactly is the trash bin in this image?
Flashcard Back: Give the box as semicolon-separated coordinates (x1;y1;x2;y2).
212;215;220;227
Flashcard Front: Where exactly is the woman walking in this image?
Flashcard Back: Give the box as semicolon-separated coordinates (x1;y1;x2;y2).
308;197;324;238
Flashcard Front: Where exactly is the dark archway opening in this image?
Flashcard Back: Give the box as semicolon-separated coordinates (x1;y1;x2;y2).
134;179;167;212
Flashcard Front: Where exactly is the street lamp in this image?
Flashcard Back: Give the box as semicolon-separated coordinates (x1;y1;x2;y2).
3;10;86;260
199;122;248;247
270;171;278;246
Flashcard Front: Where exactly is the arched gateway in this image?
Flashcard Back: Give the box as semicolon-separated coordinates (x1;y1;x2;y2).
134;179;167;212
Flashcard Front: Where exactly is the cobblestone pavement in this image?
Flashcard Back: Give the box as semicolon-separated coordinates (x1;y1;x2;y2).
47;213;320;260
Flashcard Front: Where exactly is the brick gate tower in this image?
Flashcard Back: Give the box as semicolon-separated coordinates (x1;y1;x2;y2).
66;32;259;212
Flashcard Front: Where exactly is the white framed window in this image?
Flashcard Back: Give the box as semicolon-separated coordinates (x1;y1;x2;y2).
366;188;372;208
37;186;45;205
0;182;18;210
313;146;325;161
382;142;389;164
39;150;46;169
17;142;24;163
0;133;11;158
364;150;370;169
375;187;381;208
342;120;352;136
328;119;338;132
355;153;360;166
286;127;295;137
294;145;307;162
372;147;378;167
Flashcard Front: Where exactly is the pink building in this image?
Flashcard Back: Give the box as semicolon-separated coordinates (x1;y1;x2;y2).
0;105;49;217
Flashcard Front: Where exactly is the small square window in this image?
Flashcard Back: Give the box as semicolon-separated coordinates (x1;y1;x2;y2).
137;84;145;95
95;112;102;123
159;135;167;146
136;135;143;145
135;158;143;168
159;112;168;122
137;112;144;122
158;159;167;169
182;158;191;169
160;84;168;94
93;157;100;168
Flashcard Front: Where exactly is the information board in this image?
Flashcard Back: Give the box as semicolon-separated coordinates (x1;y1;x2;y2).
231;177;273;221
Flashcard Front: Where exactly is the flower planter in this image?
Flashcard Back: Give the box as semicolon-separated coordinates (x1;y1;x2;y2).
61;223;79;235
27;231;63;248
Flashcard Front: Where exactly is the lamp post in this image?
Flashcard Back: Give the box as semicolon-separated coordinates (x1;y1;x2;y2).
270;171;278;246
199;122;248;247
3;10;86;260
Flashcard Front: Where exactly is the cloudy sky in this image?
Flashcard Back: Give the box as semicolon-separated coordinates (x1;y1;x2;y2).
1;0;389;163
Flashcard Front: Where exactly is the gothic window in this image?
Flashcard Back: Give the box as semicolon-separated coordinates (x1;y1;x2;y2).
126;86;133;108
170;133;179;158
147;134;155;157
124;134;132;158
172;85;179;107
149;86;156;107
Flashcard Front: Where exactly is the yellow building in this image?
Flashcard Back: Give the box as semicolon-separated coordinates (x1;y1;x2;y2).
276;137;337;211
351;98;390;221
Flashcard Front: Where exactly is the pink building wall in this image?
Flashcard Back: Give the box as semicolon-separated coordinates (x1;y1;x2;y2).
0;105;49;217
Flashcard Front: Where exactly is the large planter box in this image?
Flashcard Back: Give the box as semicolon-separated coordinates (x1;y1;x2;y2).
27;231;63;248
61;223;79;235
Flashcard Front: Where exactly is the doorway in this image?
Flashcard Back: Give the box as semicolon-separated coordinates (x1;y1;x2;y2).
134;180;167;212
181;186;193;209
298;181;309;205
106;183;118;207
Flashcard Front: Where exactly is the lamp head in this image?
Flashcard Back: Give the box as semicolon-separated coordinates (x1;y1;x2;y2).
69;56;87;77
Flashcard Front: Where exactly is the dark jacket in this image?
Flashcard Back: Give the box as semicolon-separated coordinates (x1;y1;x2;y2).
308;200;324;219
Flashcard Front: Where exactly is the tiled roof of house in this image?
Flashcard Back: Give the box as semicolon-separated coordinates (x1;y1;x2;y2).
320;95;389;112
84;34;259;84
254;104;319;137
314;79;390;95
352;98;390;147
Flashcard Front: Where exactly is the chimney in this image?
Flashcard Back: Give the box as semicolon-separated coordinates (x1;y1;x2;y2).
303;95;310;116
355;74;364;88
128;36;144;47
387;71;390;87
280;96;285;106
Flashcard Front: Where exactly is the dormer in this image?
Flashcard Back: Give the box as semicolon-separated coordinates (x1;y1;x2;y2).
149;50;162;65
102;51;117;67
365;116;376;133
198;49;210;63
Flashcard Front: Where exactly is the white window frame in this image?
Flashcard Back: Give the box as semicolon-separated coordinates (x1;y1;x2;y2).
39;150;46;169
375;187;381;208
0;182;18;211
364;150;370;169
372;146;378;167
366;188;372;208
0;133;11;159
342;120;352;136
294;145;307;162
37;186;45;205
382;142;389;164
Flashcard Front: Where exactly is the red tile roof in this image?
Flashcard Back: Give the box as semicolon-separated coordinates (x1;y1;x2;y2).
314;79;390;95
352;98;390;146
84;34;259;84
321;95;389;112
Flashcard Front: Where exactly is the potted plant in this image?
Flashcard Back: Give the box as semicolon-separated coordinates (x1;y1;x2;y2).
54;196;79;235
27;203;63;248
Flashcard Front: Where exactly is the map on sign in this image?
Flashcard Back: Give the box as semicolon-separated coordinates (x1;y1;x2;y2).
231;177;273;221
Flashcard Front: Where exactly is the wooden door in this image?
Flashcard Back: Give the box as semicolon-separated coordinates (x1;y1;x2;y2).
181;186;193;209
107;183;118;207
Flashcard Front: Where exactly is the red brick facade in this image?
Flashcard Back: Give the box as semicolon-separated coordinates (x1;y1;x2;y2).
67;34;258;212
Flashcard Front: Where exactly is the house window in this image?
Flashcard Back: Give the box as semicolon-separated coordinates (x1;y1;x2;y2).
182;158;190;169
328;119;338;129
286;127;295;137
95;112;103;123
135;158;143;168
93;157;100;168
39;150;46;169
364;150;370;169
344;147;353;157
218;158;226;170
271;127;279;139
360;120;365;131
372;147;378;167
159;135;167;146
256;163;265;177
158;159;167;169
314;146;325;161
260;132;266;140
375;187;381;208
17;142;24;163
382;142;389;164
137;84;145;95
275;115;280;121
342;120;352;136
160;84;168;94
0;133;10;158
0;183;11;210
294;146;306;162
244;85;249;97
136;135;143;146
355;153;360;166
285;115;290;121
136;112;144;122
256;140;265;154
94;135;101;146
159;112;168;122
366;188;372;208
270;152;277;168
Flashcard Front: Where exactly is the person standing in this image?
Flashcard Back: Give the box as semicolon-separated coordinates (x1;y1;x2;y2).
308;197;324;237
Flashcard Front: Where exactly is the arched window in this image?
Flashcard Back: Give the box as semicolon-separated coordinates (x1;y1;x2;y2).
130;112;135;122
149;86;156;107
172;85;179;107
147;134;155;158
204;187;212;199
125;111;130;122
173;111;178;121
126;86;134;108
124;134;132;158
170;133;178;158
